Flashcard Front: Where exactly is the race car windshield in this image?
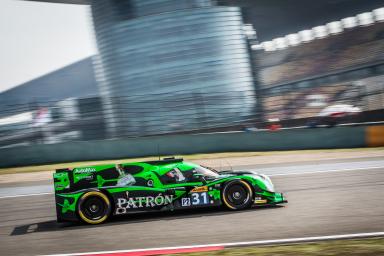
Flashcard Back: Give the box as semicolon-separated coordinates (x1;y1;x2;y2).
194;166;219;178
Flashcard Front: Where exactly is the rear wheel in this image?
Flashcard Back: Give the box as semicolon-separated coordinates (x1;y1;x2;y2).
77;191;111;224
222;180;253;210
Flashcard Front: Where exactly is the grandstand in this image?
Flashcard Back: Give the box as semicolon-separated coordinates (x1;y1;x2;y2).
257;23;384;86
254;18;384;122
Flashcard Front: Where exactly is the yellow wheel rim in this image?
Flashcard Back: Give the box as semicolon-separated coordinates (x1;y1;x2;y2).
222;180;252;210
78;191;110;224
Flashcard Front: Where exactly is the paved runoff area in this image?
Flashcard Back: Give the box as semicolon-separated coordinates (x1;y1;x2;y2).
0;149;383;255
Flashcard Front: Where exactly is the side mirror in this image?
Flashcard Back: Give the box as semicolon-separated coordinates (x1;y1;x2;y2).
193;173;207;185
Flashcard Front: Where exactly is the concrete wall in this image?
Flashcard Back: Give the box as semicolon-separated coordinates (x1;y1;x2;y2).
0;126;371;168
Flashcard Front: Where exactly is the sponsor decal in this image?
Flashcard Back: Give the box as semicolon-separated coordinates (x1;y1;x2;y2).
254;199;267;204
181;197;191;207
191;186;208;192
73;168;96;174
115;193;174;214
73;168;97;183
76;173;94;182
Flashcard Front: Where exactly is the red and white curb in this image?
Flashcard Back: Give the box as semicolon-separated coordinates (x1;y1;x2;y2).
41;232;384;256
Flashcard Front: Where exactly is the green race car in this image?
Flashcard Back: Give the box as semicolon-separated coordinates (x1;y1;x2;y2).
53;158;287;224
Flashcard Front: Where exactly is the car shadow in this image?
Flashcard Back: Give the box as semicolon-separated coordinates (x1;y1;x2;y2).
10;205;284;236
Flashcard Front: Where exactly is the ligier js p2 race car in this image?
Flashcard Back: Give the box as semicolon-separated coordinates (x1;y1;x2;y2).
53;158;287;224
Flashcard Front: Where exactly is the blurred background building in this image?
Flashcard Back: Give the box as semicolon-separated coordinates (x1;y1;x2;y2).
0;0;383;147
91;0;256;137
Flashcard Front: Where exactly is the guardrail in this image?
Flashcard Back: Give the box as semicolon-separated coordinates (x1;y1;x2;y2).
1;125;380;168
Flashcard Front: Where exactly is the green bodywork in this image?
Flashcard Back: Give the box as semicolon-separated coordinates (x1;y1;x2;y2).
53;159;286;222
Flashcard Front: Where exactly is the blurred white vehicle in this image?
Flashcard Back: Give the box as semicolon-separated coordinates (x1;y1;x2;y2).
318;104;361;118
308;104;362;128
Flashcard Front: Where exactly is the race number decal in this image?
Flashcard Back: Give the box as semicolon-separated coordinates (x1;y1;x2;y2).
191;192;209;206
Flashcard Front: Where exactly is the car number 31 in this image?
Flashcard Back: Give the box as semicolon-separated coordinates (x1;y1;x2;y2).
182;192;209;207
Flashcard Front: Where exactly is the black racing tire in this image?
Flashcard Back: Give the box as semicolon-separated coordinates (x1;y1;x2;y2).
221;180;253;210
77;191;111;224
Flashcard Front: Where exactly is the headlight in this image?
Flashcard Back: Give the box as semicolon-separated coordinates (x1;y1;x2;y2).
259;174;275;192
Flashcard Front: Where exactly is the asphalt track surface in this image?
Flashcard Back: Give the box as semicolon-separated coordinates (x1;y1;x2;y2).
0;158;383;255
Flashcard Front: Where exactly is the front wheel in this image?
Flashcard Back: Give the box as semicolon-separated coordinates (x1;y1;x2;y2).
77;191;111;224
221;180;253;210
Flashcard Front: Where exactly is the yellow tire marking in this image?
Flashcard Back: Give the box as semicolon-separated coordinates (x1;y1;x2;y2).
78;191;110;224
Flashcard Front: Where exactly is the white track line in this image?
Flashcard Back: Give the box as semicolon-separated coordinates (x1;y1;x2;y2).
0;192;52;199
268;166;383;177
1;165;383;199
40;231;384;256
